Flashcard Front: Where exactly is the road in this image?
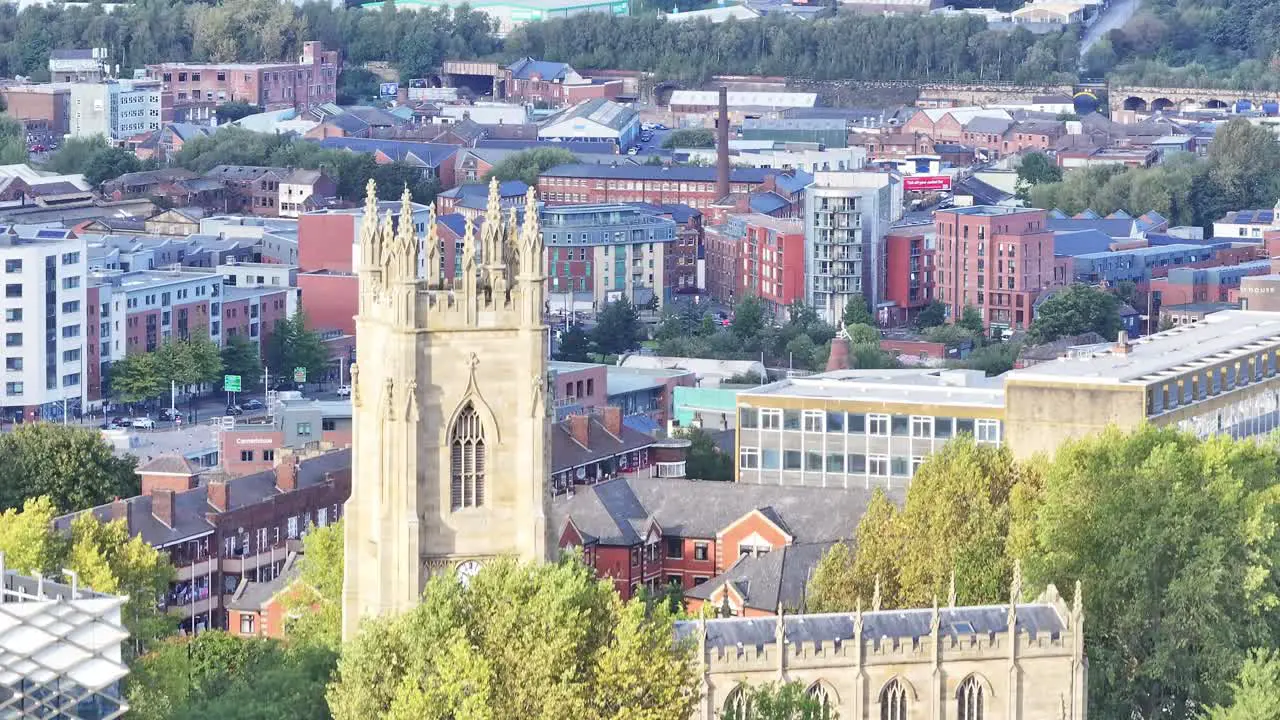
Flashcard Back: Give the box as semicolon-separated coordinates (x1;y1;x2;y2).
1080;0;1140;57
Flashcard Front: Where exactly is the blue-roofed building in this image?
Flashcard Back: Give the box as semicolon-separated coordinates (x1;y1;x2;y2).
435;180;531;220
1072;243;1216;284
1047;214;1140;239
1052;229;1118;257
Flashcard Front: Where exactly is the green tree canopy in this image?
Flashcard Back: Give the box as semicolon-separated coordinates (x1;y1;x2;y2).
109;351;164;403
553;325;594;363
1203;650;1280;720
1015;150;1063;200
264;312;329;385
841;295;873;327
661;128;715;149
729;681;832;719
0;424;139;513
679;425;733;482
0;116;27;165
83;145;143;186
914;300;946;329
957;305;986;339
328;556;697;719
281;521;344;652
221;333;264;390
591;299;642;356
483;147;576;186
1015;426;1280;719
1027;284;1122;345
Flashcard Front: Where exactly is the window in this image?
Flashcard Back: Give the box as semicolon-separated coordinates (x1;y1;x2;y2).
956;418;975;436
62;276;80;290
3;260;19;273
807;683;834;720
287;516;299;539
4;382;21;395
61;252;80;265
805;451;823;471
5;358;19;371
783;450;802;470
62;373;79;387
240;450;254;462
322;418;336;431
739;407;758;428
666;537;683;559
848;413;866;434
450;402;487;510
869;455;889;476
957;677;984;720
975;419;1000;444
61;325;80;338
263;449;275;462
694;542;709;561
61;300;79;314
868;413;890;436
891;415;910;436
739;447;760;469
723;686;749;720
296;422;312;437
4;333;19;347
935;417;954;439
760;408;781;429
4;284;19;298
891;456;909;476
782;410;801;430
4;309;18;322
910;415;934;438
802;410;824;432
239;613;255;634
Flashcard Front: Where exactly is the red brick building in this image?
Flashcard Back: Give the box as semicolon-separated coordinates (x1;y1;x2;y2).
554;477;898;607
0;84;70;135
538;165;776;210
934;206;1056;332
702;214;804;314
883;219;937;327
145;41;339;123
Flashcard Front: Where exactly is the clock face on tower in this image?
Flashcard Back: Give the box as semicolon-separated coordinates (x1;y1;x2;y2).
456;560;482;586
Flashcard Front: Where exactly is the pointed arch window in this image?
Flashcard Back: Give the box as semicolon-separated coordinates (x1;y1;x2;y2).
880;679;907;720
807;681;836;719
722;685;749;720
450;402;486;510
957;676;984;720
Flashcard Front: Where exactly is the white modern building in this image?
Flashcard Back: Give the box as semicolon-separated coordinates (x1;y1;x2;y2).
92;268;223;363
803;170;904;324
0;554;130;720
0;226;88;423
538;98;640;150
69;80;163;144
676;146;866;174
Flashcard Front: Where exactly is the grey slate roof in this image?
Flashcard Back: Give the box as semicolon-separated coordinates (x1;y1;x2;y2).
54;449;351;547
963;116;1013;135
677;603;1068;650
685;541;836;612
552;416;654;473
508;57;575;82
226;564;299;611
552;476;903;546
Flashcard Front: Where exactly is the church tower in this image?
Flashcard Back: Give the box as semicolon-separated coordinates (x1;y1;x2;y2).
341;180;553;640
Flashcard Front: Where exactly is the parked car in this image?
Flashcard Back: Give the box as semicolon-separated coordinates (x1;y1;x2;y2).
131;417;156;429
111;415;128;426
224;404;244;416
336;385;352;397
159;408;181;421
626;147;639;155
241;398;265;410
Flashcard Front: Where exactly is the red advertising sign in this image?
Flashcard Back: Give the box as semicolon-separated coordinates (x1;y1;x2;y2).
903;175;952;192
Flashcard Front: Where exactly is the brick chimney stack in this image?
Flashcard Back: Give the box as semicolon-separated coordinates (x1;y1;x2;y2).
207;479;230;513
567;414;591;447
1115;330;1132;355
275;452;300;492
716;85;730;201
601;406;622;438
152;489;175;528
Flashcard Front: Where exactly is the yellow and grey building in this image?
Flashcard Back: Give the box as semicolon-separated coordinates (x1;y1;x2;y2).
735;369;1005;488
735;310;1280;483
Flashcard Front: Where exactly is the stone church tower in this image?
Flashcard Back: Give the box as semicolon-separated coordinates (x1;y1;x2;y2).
341;179;553;640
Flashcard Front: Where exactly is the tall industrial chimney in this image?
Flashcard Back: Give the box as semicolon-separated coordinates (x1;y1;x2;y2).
716;85;730;200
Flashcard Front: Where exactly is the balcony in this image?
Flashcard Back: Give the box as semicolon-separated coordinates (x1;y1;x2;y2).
220;538;304;574
174;557;216;582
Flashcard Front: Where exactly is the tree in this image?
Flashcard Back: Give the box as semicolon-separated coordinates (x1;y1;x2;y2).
483;147;576;186
327;556;698;719
914;300;946;329
734;681;833;720
680;426;732;481
127;632;335;720
281;521;344;652
954;341;1020;376
336;68;380;105
845;323;880;346
221;334;263;390
214;101;261;124
264;312;329;385
805;541;858;614
83;145;142;186
841;295;873;327
1015;150;1063;200
1203;650;1280;720
591;299;642;356
554;325;594;362
0;116;27;165
957;305;985;339
45;136;110;175
0;424;139;513
0;497;64;578
730;295;766;342
661;128;715;149
1015;427;1280;719
807;489;901;612
1027;284;1122;345
154;338;224;390
109;352;164;403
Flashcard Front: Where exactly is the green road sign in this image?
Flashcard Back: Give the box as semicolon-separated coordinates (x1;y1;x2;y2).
293;367;307;383
223;374;241;392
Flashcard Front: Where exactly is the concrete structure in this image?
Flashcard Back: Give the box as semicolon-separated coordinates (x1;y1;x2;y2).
341;180;553;639
1110;85;1280;115
1;558;130;719
934;206;1055;333
538;98;639;151
679;584;1086;720
735;368;1004;488
145;41;339;122
1003;310;1280;457
803;171;904;325
69;80;164;144
540;203;678;307
48;47;110;83
0;226;89;423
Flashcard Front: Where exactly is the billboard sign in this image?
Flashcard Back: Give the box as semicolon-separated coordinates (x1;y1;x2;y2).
379;82;399;98
223;374;241;392
903;175;952;192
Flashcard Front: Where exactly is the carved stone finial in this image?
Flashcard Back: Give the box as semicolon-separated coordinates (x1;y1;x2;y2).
948;569;957;609
382;377;395;421
531;372;544;417
403;379;418;423
1011;559;1023;605
1073;579;1083;618
871;574;882;612
853;596;863;636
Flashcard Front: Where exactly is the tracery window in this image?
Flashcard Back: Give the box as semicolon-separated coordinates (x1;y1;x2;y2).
957;676;984;720
880;679;907;720
450;402;486;510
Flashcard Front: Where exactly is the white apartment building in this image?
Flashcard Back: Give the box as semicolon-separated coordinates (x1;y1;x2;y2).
803;170;904;325
0;227;88;423
69;80;163;144
1;554;130;720
93;269;222;363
